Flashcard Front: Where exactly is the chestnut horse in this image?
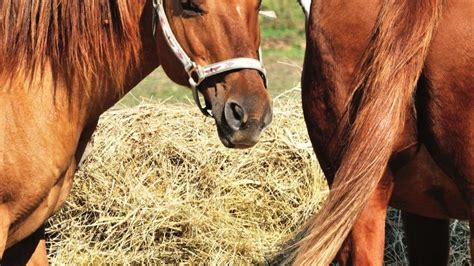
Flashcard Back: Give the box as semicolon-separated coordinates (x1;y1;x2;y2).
0;0;272;264
283;0;472;264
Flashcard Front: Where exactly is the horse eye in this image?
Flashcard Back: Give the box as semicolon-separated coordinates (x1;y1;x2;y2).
181;0;204;17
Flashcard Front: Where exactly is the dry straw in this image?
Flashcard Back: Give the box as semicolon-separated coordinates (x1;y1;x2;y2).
46;90;328;264
45;89;469;264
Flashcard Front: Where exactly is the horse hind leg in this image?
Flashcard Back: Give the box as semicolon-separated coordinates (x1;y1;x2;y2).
402;211;449;266
267;179;392;266
336;173;394;265
416;0;474;261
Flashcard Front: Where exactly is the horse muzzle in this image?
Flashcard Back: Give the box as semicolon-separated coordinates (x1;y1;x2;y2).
216;97;273;149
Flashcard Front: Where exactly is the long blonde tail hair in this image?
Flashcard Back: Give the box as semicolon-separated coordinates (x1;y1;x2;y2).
294;0;443;264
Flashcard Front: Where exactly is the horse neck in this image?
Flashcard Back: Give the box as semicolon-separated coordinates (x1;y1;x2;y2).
85;2;160;121
89;44;159;118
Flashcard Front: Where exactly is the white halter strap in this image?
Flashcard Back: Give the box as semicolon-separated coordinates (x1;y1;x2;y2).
152;0;268;117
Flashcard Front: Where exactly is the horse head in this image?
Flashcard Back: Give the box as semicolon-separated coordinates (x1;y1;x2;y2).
154;0;272;149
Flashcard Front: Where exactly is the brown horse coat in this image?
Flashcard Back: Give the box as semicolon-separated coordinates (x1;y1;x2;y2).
290;0;473;264
0;0;271;263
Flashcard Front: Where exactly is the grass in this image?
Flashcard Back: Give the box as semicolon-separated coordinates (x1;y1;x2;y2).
261;0;305;32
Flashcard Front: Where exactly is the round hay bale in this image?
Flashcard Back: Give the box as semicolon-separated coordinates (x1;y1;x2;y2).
46;90;328;264
45;88;471;264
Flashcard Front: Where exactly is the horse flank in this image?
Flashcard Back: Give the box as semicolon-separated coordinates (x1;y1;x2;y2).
293;0;444;264
0;0;143;92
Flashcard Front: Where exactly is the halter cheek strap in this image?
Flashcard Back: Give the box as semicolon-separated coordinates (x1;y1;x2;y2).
152;0;267;117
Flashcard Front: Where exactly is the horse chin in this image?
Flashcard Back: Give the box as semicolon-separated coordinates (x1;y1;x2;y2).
204;83;265;149
216;125;236;148
215;122;257;149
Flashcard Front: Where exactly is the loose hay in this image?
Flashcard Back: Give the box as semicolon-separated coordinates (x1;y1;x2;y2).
384;208;471;265
46;90;328;264
45;90;470;264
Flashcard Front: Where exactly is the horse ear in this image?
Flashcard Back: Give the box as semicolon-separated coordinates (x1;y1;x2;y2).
259;10;277;19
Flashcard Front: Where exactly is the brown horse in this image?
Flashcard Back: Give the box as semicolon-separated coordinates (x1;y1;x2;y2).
0;0;272;264
286;0;472;264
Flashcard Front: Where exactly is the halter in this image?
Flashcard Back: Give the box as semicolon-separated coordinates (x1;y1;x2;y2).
152;0;267;117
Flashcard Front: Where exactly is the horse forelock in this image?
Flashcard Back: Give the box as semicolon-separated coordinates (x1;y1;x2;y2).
0;0;144;93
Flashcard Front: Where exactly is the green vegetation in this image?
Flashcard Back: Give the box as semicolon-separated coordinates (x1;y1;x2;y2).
262;0;305;30
120;0;306;106
261;0;305;58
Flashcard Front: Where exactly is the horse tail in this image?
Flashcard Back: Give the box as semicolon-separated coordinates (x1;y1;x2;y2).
294;0;443;264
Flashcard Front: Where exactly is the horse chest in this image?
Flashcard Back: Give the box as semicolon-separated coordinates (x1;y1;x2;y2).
5;160;75;249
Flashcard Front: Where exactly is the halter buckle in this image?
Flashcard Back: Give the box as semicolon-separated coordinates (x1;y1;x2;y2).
187;63;205;87
187;64;212;117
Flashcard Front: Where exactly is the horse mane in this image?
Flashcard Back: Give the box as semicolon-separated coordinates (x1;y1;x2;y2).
0;0;144;92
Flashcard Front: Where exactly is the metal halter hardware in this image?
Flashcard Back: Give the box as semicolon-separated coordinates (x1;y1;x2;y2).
152;0;268;117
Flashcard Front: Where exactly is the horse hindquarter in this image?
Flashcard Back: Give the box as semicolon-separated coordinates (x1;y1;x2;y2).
296;0;444;264
300;1;393;264
418;0;474;258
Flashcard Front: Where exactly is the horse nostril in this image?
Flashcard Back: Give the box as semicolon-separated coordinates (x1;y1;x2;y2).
231;103;243;122
225;101;247;130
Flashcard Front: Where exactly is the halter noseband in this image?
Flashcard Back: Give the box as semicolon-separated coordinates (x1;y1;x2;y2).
152;0;267;117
